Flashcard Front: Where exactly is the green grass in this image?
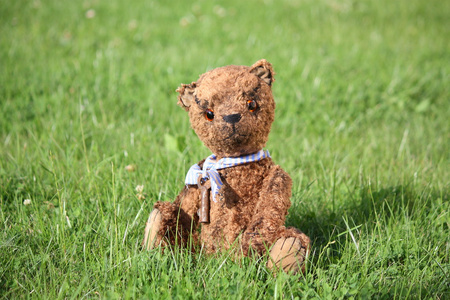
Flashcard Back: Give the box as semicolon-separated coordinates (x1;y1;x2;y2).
1;0;449;298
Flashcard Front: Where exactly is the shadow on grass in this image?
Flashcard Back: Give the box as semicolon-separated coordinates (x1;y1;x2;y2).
287;183;449;297
289;183;447;250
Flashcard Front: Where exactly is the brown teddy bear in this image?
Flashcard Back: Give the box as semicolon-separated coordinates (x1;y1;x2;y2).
143;59;310;274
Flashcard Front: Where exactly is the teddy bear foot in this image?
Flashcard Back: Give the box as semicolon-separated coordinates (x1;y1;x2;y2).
267;237;306;274
142;209;162;250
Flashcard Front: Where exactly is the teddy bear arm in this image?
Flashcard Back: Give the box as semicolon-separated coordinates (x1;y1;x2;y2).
177;185;202;223
152;186;201;248
241;166;293;255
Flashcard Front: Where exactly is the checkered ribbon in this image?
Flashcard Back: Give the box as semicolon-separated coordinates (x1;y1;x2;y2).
185;149;271;202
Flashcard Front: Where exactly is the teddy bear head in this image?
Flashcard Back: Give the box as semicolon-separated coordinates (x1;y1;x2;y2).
177;59;276;158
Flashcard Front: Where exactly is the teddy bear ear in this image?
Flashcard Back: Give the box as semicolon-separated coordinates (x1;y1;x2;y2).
176;82;197;111
250;59;275;86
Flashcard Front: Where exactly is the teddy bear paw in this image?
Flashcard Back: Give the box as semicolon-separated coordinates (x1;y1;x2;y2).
267;237;306;274
142;209;162;250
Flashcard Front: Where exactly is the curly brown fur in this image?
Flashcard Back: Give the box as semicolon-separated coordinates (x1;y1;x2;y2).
152;187;201;249
143;59;310;272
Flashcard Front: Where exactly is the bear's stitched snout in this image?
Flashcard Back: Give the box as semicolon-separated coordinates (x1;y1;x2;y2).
223;113;241;124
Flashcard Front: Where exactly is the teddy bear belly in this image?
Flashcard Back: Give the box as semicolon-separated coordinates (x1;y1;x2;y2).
200;199;254;253
199;178;263;253
198;159;275;252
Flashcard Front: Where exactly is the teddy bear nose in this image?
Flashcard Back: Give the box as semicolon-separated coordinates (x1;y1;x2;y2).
223;113;242;124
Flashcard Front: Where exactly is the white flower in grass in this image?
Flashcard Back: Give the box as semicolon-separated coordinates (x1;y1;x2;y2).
23;199;31;205
135;185;146;200
135;185;144;193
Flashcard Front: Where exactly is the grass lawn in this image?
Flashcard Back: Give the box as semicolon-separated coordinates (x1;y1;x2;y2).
1;0;449;298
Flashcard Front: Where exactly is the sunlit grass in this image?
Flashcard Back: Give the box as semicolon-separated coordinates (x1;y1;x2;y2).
1;0;448;298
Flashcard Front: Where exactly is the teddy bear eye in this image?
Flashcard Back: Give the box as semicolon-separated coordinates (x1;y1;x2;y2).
205;109;214;121
247;100;258;112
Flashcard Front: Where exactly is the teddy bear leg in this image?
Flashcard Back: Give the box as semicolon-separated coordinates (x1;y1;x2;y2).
267;228;310;274
142;208;162;250
267;237;304;274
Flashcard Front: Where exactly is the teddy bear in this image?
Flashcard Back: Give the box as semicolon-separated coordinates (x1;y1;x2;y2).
142;59;310;274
